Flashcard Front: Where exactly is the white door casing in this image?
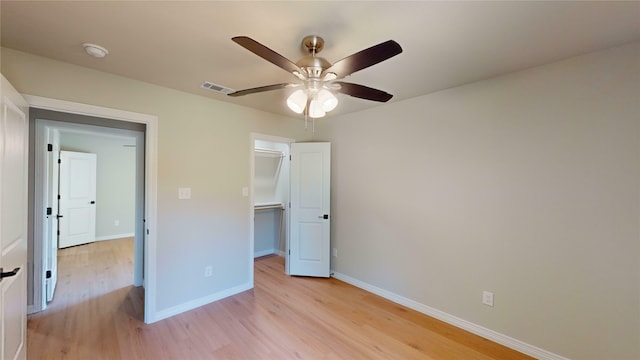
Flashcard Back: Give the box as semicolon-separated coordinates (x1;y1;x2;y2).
27;96;158;323
0;75;28;360
249;133;293;282
33;121;145;312
289;142;331;277
45;129;60;302
58;151;97;248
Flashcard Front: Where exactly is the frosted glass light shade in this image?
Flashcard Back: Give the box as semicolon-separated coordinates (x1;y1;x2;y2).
308;99;326;118
287;90;307;114
317;89;338;112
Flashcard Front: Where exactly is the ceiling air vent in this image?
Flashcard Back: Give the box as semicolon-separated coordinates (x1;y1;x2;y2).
200;81;234;95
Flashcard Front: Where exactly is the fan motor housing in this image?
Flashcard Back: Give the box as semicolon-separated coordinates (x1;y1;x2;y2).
296;56;331;78
298;36;330;78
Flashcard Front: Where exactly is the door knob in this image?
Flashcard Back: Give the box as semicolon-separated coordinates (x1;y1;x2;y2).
318;214;329;219
90;201;95;204
56;214;63;219
0;267;20;280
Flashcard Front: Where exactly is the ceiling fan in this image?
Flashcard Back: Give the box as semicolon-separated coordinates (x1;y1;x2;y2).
228;35;403;118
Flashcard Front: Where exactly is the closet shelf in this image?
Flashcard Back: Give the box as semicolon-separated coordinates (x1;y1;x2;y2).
254;203;284;211
255;148;284;157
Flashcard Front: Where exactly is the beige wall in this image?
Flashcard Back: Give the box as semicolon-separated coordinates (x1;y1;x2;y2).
315;42;640;359
4;41;639;358
1;47;312;313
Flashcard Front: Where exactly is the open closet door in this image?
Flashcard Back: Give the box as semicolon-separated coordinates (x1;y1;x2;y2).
289;142;331;277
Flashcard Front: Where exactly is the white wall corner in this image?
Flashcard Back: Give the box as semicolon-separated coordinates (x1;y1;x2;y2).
331;272;570;360
254;248;277;258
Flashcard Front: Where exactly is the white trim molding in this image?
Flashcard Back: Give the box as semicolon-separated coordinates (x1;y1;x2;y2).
153;282;252;322
95;233;136;242
26;95;159;324
331;271;569;360
25;95;155;123
254;248;277;258
248;132;294;284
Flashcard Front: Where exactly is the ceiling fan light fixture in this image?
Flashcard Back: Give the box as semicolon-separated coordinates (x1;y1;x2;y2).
308;99;326;118
322;72;337;81
317;89;338;112
292;70;306;81
287;89;307;114
230;35;402;124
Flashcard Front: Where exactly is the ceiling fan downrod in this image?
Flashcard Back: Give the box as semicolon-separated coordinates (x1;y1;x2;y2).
297;35;330;79
302;35;324;55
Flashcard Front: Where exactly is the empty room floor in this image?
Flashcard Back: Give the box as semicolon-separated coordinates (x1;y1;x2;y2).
27;238;532;359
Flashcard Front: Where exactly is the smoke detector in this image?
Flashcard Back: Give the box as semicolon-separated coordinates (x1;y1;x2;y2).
82;43;109;58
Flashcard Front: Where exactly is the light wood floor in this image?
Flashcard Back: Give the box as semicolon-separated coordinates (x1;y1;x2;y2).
28;238;533;359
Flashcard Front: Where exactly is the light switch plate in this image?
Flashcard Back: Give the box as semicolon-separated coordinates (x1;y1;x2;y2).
482;291;494;307
242;186;249;197
178;187;191;199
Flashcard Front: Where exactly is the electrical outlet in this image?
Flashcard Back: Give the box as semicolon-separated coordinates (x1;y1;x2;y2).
482;291;494;307
332;248;338;257
204;265;213;277
178;187;191;199
114;220;120;226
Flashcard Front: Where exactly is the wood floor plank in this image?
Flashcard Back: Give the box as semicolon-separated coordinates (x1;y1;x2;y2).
28;240;534;359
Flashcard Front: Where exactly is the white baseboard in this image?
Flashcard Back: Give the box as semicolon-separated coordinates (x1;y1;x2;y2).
331;271;569;360
254;249;286;258
254;248;276;258
27;304;42;315
95;233;135;242
152;282;252;323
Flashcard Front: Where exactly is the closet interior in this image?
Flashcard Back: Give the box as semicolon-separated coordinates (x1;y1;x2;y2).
253;139;289;258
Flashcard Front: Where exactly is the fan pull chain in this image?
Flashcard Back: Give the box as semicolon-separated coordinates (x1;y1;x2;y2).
303;112;315;133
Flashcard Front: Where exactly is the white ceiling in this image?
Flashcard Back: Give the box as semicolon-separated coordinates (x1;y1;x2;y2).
2;1;639;118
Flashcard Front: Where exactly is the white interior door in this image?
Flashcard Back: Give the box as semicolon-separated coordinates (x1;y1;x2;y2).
289;142;331;277
0;75;28;360
59;150;97;248
45;129;60;302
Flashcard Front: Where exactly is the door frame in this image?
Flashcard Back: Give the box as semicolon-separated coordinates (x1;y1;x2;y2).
42;126;59;302
249;132;293;283
35;122;143;299
26;95;159;324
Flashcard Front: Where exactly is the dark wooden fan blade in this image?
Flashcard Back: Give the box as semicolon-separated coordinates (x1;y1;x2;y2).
228;83;293;97
232;36;302;75
323;40;402;79
334;82;393;102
